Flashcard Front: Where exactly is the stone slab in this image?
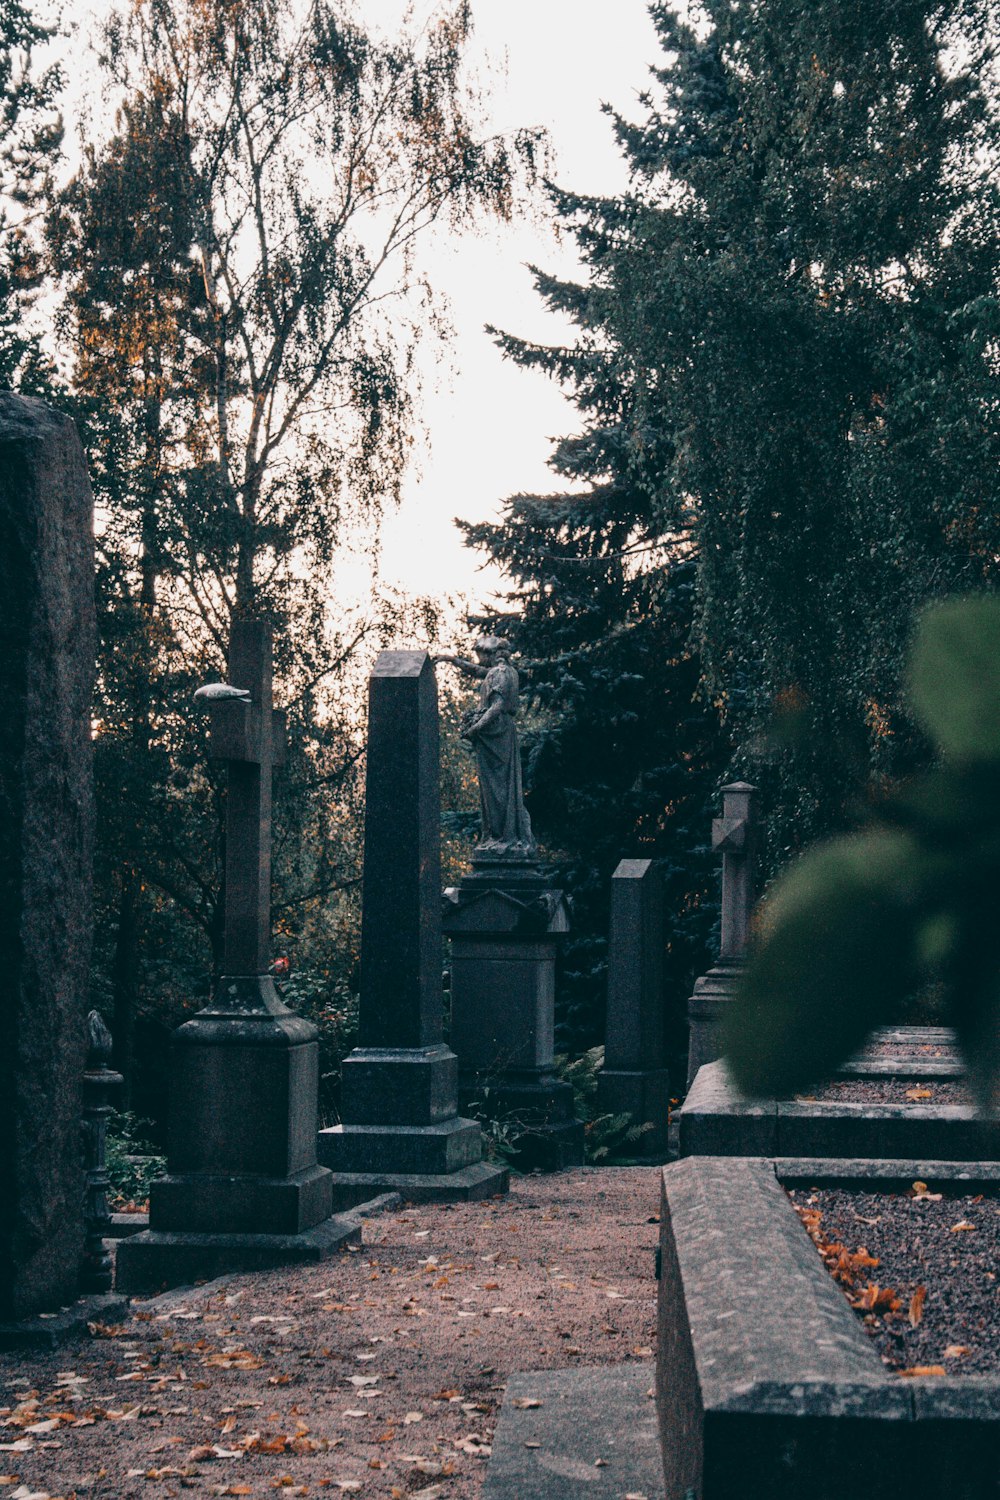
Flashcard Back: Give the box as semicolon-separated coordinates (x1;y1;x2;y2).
657;1155;1000;1500
680;1060;998;1163
774;1158;1000;1189
0;394;96;1319
483;1366;665;1499
328;1161;510;1212
317;1117;481;1175
114;1214;361;1296
0;1293;127;1351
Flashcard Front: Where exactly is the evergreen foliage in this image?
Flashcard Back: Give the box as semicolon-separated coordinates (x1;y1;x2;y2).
0;0;62;388
468;2;1000;1061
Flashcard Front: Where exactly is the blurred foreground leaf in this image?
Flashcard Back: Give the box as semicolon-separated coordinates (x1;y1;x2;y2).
909;596;1000;760
726;595;1000;1107
724;831;922;1096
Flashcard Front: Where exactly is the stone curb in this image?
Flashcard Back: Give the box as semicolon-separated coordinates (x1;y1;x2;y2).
679;1060;999;1161
483;1366;665;1499
656;1156;1000;1500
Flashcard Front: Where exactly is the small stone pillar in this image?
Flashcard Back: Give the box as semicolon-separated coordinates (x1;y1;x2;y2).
595;859;669;1155
443;855;584;1171
317;651;509;1206
117;623;355;1294
80;1012;123;1294
686;782;759;1089
0;395;95;1320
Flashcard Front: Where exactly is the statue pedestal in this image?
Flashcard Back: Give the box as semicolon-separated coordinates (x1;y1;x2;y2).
443;856;584;1171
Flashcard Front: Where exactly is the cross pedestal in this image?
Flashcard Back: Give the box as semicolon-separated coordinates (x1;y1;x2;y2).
317;651;509;1206
117;623;357;1295
595;859;670;1156
443;855;583;1171
686;782;760;1089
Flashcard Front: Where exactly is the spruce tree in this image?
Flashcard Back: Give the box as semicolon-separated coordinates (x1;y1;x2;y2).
472;0;1000;931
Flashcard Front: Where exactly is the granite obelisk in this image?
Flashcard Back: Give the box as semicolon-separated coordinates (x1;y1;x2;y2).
318;650;508;1205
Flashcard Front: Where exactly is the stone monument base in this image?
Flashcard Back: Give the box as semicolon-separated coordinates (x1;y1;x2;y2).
596;1066;671;1158
318;1043;509;1204
326;1162;510;1213
0;1293;128;1352
686;958;743;1090
461;1073;584;1171
115;1216;361;1297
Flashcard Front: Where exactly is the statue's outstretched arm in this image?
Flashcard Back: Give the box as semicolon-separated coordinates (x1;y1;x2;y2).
433;653;487;680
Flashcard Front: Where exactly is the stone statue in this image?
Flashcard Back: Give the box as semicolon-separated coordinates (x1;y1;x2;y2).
435;636;535;855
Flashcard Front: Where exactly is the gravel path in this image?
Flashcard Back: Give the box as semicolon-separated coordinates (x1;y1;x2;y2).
789;1185;999;1375
0;1169;661;1500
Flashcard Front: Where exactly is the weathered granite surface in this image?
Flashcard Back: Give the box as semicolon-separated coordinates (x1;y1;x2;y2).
483;1367;665;1499
657;1156;1000;1499
0;394;95;1319
680;1058;998;1162
596;858;670;1155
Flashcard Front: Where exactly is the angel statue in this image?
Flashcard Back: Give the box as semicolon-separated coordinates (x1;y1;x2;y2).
434;636;535;855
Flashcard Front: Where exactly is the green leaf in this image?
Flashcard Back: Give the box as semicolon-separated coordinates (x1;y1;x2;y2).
724;830;924;1097
909;597;1000;760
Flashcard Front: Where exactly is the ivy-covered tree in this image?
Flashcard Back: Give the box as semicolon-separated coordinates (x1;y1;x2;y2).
0;0;62;388
475;0;1000;893
50;0;537;1100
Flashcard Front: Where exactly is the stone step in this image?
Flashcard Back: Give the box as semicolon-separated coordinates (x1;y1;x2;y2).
483;1366;664;1500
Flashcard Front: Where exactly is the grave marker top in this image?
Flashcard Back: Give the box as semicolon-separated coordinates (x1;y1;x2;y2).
359;649;443;1049
206;620;287;977
712;781;759;961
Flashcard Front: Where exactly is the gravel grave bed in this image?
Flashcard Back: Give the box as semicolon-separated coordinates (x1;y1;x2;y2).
788;1185;999;1376
801;1080;972;1105
0;1169;660;1500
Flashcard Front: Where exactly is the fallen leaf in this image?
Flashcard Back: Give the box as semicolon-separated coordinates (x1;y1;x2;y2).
950;1221;976;1232
905;1088;933;1101
511;1398;542;1409
897;1365;946;1378
411;1486;445;1500
402;1412;423;1424
943;1345;971;1359
908;1286;927;1327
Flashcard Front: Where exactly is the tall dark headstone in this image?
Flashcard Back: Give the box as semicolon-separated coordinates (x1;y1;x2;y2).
0;395;95;1320
318;651;509;1205
686;781;760;1088
117;623;357;1294
596;859;669;1155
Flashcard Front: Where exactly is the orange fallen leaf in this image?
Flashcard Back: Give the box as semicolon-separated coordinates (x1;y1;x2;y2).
908;1286;927;1327
897;1365;946;1378
905;1087;933;1101
950;1221;976;1232
943;1345;971;1359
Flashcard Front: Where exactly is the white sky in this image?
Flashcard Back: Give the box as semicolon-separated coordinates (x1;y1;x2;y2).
333;0;660;617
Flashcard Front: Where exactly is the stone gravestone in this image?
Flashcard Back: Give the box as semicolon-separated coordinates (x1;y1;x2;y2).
0;394;95;1322
117;622;356;1294
686;781;759;1088
318;650;509;1205
595;858;669;1156
444;863;583;1170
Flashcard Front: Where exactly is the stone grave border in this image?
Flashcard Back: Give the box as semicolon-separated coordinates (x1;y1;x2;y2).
679;1058;998;1161
656;1155;1000;1500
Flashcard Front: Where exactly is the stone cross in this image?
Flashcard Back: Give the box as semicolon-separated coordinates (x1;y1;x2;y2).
712;781;759;961
208;622;286;977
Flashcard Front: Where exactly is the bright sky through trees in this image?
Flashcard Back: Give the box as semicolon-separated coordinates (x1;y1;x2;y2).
53;0;657;613
336;1;660;615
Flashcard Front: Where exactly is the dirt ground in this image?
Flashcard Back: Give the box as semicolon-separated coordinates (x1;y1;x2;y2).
0;1168;661;1500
